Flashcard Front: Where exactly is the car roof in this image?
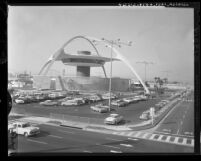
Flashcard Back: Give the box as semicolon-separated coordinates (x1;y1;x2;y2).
110;113;119;116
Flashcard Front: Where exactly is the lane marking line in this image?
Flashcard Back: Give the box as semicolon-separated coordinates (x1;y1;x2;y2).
102;145;120;149
119;132;125;135
105;138;122;142
126;132;135;137
112;132;118;135
83;150;92;153
110;150;122;153
133;132;142;137
48;135;63;139
128;138;139;141
120;144;133;147
27;139;48;145
58;130;75;134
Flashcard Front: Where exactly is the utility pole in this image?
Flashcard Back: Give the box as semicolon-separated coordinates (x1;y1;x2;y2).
161;70;171;82
97;38;132;111
136;61;154;82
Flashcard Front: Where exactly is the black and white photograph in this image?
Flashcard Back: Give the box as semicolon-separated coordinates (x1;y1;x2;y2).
7;4;196;155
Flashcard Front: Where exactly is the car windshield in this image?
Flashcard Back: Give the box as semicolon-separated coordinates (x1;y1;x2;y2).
110;114;118;117
22;123;31;128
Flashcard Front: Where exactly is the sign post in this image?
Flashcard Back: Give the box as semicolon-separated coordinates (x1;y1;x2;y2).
150;107;155;125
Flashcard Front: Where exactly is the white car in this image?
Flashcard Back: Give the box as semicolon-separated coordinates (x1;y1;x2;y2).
123;97;134;103
8;121;40;137
61;99;83;106
88;95;102;102
15;99;25;104
138;95;148;101
48;93;57;99
90;104;110;113
111;99;128;107
140;113;150;120
102;93;117;100
73;97;85;104
104;114;123;125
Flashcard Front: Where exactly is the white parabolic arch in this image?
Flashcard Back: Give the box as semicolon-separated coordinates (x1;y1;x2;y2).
85;36;150;95
39;35;150;94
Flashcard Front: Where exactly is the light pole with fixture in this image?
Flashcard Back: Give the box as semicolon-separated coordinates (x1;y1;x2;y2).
100;38;132;111
136;61;154;82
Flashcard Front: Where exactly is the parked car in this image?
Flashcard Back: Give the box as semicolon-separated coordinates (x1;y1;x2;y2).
140;112;150;120
137;95;148;101
90;104;110;113
48;93;57;99
123;97;134;103
155;102;164;109
8;121;40;137
15;99;25;104
111;99;128;107
40;100;58;106
104;114;123;125
102;93;117;100
73;97;86;104
161;100;169;103
61;99;83;106
88;95;102;102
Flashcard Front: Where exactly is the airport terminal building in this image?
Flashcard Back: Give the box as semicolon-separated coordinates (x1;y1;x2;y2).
33;50;130;92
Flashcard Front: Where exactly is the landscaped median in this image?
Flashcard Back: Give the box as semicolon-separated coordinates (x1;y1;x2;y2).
127;98;182;131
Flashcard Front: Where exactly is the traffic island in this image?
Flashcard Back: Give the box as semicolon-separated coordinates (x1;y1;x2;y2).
128;98;181;131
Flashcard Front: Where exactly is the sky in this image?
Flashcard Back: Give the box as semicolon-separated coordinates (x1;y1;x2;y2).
8;6;194;84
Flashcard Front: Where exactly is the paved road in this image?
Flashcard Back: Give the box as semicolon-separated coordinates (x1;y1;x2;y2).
12;124;193;154
154;91;194;137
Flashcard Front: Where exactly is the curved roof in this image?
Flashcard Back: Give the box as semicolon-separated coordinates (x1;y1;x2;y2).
55;50;120;67
55;51;120;62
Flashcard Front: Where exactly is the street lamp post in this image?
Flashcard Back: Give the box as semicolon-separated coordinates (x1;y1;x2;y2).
136;61;154;82
108;41;114;111
100;38;132;111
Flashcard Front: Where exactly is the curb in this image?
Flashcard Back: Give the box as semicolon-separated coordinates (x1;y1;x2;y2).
60;124;83;129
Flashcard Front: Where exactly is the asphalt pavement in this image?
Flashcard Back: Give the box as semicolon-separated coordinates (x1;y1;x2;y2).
12;124;193;154
154;91;194;137
11;96;163;125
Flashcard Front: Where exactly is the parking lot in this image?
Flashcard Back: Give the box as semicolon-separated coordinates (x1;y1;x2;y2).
11;90;174;125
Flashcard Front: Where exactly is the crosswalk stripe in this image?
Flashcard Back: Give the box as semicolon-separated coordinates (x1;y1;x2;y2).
182;138;187;145
157;135;164;141
133;132;142;137
173;137;179;143
141;133;150;139
149;134;157;140
112;132;118;135
191;139;194;146
138;132;146;138
126;132;135;136
119;132;125;135
108;130;194;147
165;136;171;142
